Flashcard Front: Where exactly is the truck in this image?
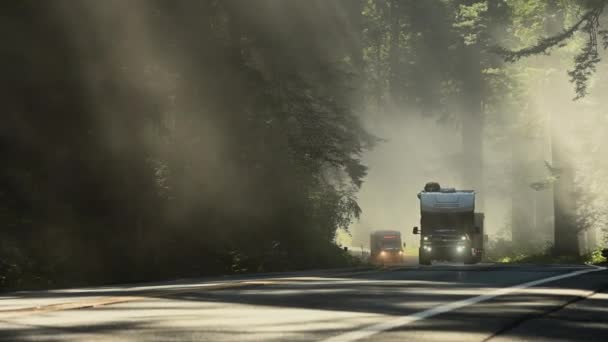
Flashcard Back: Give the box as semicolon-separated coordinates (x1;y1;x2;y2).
370;230;405;265
413;182;487;265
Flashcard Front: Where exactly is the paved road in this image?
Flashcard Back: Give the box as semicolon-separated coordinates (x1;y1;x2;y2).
0;263;607;341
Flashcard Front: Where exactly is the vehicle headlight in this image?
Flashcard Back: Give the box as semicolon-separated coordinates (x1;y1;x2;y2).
423;236;429;241
380;251;386;256
399;251;403;255
456;246;465;252
461;235;467;240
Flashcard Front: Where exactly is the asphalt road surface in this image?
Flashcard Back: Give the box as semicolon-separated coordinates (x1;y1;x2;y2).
1;262;607;341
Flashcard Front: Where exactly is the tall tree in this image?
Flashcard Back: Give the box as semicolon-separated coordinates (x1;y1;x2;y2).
496;0;608;255
0;0;376;288
543;0;581;256
452;1;490;209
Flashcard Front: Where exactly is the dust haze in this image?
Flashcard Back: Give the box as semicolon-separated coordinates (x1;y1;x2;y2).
29;2;608;252
347;51;608;254
2;0;608;289
31;1;608;255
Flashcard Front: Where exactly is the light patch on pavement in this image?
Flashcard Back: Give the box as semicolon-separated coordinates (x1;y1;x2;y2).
0;299;386;342
235;288;352;296
590;292;608;300
0;277;454;318
321;266;606;342
516;288;595;297
270;279;457;287
0;281;274;318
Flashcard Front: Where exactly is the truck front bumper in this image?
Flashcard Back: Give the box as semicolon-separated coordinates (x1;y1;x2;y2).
374;251;403;263
420;244;474;260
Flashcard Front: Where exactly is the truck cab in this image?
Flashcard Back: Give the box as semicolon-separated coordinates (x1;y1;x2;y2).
413;183;486;265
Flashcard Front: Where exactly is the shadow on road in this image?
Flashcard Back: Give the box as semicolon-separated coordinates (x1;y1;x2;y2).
0;266;606;341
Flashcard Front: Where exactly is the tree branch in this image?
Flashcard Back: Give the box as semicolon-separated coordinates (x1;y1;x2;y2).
493;5;605;62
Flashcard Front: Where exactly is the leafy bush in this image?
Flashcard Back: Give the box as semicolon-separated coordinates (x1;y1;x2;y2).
486;238;607;265
587;247;607;265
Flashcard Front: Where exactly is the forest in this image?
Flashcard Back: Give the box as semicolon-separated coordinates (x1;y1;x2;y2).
2;0;608;289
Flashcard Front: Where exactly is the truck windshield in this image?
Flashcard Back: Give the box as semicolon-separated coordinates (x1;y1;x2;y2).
422;213;473;233
381;239;401;249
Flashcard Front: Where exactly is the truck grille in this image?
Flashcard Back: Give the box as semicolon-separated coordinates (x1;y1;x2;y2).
434;202;459;208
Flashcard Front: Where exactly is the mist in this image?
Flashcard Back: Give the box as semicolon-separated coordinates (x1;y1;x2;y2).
342;0;608;258
2;0;608;289
350;83;606;253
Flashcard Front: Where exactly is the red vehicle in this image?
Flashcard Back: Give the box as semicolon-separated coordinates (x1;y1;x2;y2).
370;230;404;265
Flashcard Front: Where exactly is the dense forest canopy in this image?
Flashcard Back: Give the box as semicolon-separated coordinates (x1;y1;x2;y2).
2;0;607;289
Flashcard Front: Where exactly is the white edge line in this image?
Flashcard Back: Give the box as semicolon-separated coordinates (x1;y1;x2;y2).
321;266;607;342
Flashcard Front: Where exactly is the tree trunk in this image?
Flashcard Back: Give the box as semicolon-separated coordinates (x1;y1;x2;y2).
461;45;484;211
511;135;533;247
551;129;579;256
544;0;580;256
387;0;401;106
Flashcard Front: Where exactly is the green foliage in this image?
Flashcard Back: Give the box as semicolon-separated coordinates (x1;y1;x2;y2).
484;237;549;263
453;1;488;45
507;0;548;46
487;238;607;265
587;247;607;264
0;0;372;289
496;0;608;99
568;32;602;98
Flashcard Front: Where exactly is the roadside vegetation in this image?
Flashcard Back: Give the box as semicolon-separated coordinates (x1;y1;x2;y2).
485;238;607;265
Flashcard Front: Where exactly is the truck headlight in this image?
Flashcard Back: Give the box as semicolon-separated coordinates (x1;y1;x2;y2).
423;236;429;241
461;236;467;240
